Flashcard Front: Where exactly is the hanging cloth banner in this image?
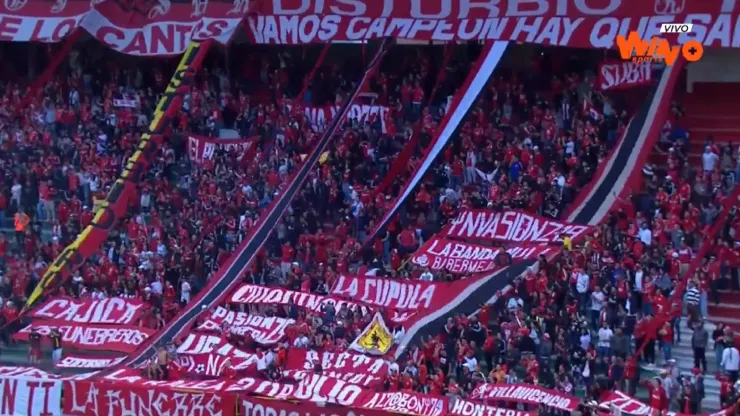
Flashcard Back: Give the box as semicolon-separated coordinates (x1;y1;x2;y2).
364;42;509;244
349;312;393;356
24;40;214;311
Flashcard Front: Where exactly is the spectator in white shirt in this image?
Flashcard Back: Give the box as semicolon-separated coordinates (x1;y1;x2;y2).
721;345;740;382
591;286;605;328
576;269;590;312
180;278;192;304
150;280;163;295
420;268;434;282
638;223;652;246
507;295;524;311
293;335;309;348
702;146;719;172
597;323;613;357
463;353;478;372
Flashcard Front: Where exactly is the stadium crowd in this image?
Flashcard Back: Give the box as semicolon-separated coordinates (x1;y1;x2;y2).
0;41;738;415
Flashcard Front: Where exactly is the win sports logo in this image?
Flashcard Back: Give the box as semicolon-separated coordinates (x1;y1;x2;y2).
615;28;704;66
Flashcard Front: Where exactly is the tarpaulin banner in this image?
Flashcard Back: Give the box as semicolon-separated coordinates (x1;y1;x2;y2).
176;353;257;375
330;275;444;310
441;210;593;243
0;1;736;55
177;333;257;360
125;38;391;368
197;306;294;345
360;391;448;416
28;297;145;325
303;104;390;133
226;374;366;406
14;322;155;353
598;61;653;91
412;237;554;274
469;384;579;412
0;366;70;380
0;376;61;416
245;1;736;47
349;312;393;356
364;42;508;244
56;356;126;369
598;391;730;416
329;275;486;322
187;135;259;165
451;398;535;416
284;349;389;377
112;96;138;108
24;41;212;309
282;369;384;389
229;285;372;315
239;397;386;416
63;379;236;416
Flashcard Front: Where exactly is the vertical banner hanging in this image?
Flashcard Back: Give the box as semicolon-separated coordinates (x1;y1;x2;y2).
365;41;509;244
25;40;214;310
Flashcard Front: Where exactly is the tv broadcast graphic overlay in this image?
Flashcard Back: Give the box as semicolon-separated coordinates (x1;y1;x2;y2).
616;23;704;66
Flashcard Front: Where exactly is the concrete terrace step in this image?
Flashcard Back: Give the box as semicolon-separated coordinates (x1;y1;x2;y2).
684;118;740;131
690;127;740;134
707;315;740;327
674;318;721;412
715;290;740;304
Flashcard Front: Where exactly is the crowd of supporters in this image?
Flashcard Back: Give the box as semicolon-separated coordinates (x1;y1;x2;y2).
1;40;738;415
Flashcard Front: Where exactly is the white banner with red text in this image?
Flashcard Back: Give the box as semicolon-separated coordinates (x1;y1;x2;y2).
441;209;593;243
197;306;294;345
187;135;259;166
56;355;126;369
112;97;138;108
469;383;579;412
412;237;554;274
0;1;737;55
229;284;372;315
598;61;653;91
28;297;145;325
0;375;61;416
14;322;154;353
